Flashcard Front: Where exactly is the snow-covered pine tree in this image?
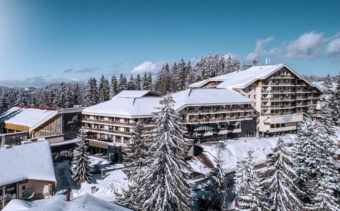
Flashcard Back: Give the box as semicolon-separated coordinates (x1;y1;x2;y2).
234;151;268;210
185;61;195;89
84;78;99;106
118;73;128;93
72;130;92;183
295;118;339;210
127;75;135;90
123;120;148;178
65;84;73;108
117;121;149;210
72;83;82;106
260;138;304;210
171;59;188;92
135;95;191;210
110;75;118;97
0;93;9;114
98;75;111;102
155;63;171;95
319;76;337;132
209;145;228;209
142;72;150;90
134;74;142;90
333;75;340;126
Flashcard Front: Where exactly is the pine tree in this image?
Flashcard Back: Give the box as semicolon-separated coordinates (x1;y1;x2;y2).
125;95;191;210
84;78;99;106
0;93;9;114
295;119;339;209
55;83;67;108
134;74;142;90
320;76;337;131
65;84;73;108
98;75;111;102
147;72;153;90
234;151;267;210
127;75;135;90
209;146;227;210
185;61;195;88
111;75;118;97
155;63;171;95
72;130;92;183
118;73;128;93
194;54;240;81
260;138;304;210
142;72;149;90
118;121;148;210
72;83;82;106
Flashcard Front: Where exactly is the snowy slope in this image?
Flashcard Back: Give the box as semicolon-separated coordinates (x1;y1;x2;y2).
3;194;131;211
189;134;296;174
72;164;128;202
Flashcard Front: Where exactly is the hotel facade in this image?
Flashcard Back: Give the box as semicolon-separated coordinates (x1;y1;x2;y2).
82;89;256;152
82;64;321;152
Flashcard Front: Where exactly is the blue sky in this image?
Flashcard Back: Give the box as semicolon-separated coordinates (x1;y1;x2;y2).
0;0;340;86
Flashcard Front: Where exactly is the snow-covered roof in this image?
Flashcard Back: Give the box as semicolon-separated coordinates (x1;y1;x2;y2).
114;90;156;98
0;141;56;186
83;89;253;118
0;106;57;128
172;88;252;110
189;64;320;90
3;194;131;211
83;93;161;118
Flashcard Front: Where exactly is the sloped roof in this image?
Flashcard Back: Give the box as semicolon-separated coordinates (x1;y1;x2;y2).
172;88;252;111
190;64;284;89
114;90;156;98
189;64;320;91
82;93;161;117
3;194;131;211
0;141;56;186
83;89;252;117
0;107;57;128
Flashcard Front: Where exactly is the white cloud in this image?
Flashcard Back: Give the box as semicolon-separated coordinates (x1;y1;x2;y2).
132;61;163;74
246;37;274;61
247;31;340;62
327;38;340;55
283;31;323;58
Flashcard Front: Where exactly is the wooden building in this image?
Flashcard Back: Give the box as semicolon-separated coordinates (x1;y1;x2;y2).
0;141;56;209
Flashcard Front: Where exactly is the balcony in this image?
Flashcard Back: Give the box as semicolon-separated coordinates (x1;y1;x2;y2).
83;127;132;136
186;115;252;125
269;125;297;133
82;118;135;127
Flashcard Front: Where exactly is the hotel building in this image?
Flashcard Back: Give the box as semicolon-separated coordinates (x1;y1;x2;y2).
82;89;256;152
189;64;321;136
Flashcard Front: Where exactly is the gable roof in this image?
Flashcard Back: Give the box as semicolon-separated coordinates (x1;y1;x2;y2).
0;141;56;186
189;64;320;91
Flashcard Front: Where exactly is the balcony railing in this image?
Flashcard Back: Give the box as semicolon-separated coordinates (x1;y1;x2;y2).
82;118;136;126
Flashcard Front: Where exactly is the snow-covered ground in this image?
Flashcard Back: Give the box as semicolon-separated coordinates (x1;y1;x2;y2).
53;133;338;203
189;134;296;175
54;156;128;203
